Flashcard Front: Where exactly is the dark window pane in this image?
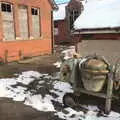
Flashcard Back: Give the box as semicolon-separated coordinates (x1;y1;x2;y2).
74;10;79;18
70;11;73;15
54;23;58;28
31;8;34;15
7;4;11;12
35;9;38;15
70;15;73;29
82;34;93;39
1;3;6;12
31;8;38;15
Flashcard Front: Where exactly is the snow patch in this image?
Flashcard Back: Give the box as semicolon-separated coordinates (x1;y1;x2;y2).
16;71;43;85
53;61;62;68
61;46;76;60
50;81;73;103
0;71;119;120
24;94;55;112
56;107;85;120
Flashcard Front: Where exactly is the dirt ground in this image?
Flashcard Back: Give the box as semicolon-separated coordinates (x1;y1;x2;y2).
0;51;119;120
0;98;62;120
0;54;60;78
0;54;62;120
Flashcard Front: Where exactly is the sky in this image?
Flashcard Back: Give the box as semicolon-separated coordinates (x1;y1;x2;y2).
54;0;70;4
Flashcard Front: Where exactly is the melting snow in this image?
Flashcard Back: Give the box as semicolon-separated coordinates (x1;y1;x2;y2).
24;94;55;112
0;71;119;120
53;61;62;68
50;81;73;103
16;71;43;85
56;107;85;120
61;46;76;60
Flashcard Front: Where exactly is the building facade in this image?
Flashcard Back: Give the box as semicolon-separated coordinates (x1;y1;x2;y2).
53;0;83;44
74;28;120;64
73;0;120;64
0;0;57;63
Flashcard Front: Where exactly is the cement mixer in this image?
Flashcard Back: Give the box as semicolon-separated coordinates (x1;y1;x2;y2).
60;54;120;114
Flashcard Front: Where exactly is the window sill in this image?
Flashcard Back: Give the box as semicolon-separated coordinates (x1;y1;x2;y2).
2;36;43;43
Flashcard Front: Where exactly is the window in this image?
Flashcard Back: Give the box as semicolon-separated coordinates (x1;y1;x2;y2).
1;3;11;12
69;10;79;30
82;34;93;40
1;3;15;41
54;23;58;28
31;8;38;15
74;10;79;20
18;6;29;39
31;8;40;38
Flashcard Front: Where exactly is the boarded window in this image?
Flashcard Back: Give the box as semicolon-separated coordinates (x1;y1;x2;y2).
18;6;28;39
1;3;15;41
31;8;40;38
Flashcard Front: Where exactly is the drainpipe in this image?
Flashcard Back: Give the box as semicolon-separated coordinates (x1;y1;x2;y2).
51;11;54;54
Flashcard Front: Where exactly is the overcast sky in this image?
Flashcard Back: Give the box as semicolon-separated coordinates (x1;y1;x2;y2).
54;0;70;4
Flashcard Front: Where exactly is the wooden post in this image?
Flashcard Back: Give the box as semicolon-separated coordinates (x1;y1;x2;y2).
18;50;22;60
105;72;113;114
4;50;8;63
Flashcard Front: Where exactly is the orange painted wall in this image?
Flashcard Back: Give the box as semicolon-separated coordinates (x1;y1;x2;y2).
0;0;53;62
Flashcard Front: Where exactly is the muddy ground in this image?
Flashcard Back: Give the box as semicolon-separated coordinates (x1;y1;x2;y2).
0;54;63;120
0;55;60;78
0;52;119;120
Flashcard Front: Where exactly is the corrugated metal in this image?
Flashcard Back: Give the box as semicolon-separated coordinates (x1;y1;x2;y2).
18;6;28;39
32;9;40;38
1;4;15;41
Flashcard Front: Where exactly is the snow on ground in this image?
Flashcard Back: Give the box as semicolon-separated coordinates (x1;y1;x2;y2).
50;81;73;103
53;45;76;68
56;107;120;120
16;71;43;85
53;61;61;68
61;46;76;60
24;94;55;111
0;71;120;120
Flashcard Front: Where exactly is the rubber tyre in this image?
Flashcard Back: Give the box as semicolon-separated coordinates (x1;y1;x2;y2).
63;93;76;107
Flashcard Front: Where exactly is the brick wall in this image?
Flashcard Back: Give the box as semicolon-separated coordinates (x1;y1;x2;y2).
54;0;83;44
0;0;53;62
54;20;69;44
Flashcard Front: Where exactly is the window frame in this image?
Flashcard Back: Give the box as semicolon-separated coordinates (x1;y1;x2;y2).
31;7;41;38
1;2;16;41
31;8;38;16
69;9;79;30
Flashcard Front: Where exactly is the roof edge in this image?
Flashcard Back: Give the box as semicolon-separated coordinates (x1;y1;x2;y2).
49;0;58;10
57;2;69;5
75;27;120;32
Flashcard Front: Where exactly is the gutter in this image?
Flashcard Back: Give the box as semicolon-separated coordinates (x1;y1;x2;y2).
73;27;120;34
